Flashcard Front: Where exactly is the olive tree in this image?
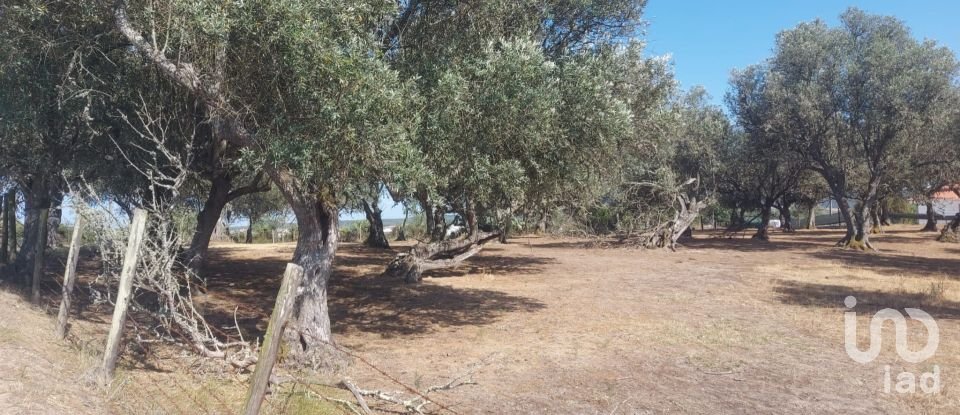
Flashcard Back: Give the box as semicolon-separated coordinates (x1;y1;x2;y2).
113;0;418;363
725;66;808;240
760;8;958;249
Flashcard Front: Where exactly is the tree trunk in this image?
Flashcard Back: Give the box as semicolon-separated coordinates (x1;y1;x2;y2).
879;199;892;226
432;205;446;242
384;231;501;283
183;176;231;271
499;207;512;244
282;199;341;368
841;202;874;250
779;202;794;232
416;190;446;242
46;194;63;247
921;201;939;232
641;197;705;249
395;208;408;241
753;204;772;241
869;201;883;234
938;214;960;243
831;193;864;249
806;203;817;230
362;199;390;249
14;181;52;277
245;214;259;243
465;199;479;237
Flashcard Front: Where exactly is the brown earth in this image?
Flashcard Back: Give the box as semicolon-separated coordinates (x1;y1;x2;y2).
1;225;959;414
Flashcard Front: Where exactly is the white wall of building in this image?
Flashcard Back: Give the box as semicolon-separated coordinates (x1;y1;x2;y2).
918;199;960;226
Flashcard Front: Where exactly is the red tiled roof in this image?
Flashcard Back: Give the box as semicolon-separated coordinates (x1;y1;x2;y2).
933;185;960;200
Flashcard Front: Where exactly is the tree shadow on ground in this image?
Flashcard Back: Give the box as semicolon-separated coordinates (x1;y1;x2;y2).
329;277;546;337
772;279;960;320
679;236;825;252
199;244;548;341
807;250;960;279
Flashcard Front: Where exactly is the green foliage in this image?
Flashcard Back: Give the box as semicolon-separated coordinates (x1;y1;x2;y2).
763;8;958;205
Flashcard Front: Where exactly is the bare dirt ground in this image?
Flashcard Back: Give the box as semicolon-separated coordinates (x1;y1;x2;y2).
1;225;959;414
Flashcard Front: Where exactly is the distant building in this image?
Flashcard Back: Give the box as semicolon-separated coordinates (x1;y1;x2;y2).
919;186;960;226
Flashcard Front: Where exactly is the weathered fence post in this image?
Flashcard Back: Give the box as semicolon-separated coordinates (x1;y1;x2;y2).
99;209;148;384
7;190;17;258
31;209;49;304
1;193;7;264
56;214;85;339
242;262;304;415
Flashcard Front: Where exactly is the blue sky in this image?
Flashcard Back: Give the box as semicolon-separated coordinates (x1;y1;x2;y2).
643;0;960;107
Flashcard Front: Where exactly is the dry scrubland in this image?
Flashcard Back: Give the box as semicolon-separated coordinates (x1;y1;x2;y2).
1;225;959;414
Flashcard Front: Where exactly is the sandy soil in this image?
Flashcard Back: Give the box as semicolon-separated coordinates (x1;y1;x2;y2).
1;225;959;414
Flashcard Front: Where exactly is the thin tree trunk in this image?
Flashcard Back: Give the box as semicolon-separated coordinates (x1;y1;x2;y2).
499;207;512;244
780;202;794;232
362;199;390;249
183;177;231;271
869;201;883;234
432;206;446;241
245;215;258;244
396;208;407;241
806;203;817;229
465;199;479;238
922;201;939;232
46;194;63;247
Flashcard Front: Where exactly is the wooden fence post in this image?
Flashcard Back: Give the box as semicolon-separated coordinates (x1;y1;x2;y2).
1;193;7;264
99;209;148;384
7;190;17;258
242;263;304;415
31;209;49;304
56;214;85;339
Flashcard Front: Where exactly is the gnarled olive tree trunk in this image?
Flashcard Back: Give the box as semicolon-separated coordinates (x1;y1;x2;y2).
939;214;960;243
282;198;341;366
642;195;705;250
384;231;500;283
362;198;390;249
752;204;773;241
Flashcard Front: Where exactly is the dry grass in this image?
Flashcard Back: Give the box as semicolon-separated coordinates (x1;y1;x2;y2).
1;225;959;414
